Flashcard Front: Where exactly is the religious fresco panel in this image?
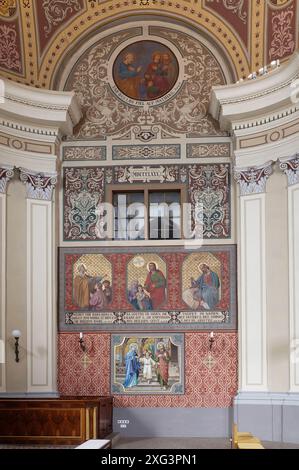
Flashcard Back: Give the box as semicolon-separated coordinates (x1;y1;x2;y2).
111;334;184;395
59;245;237;331
113;40;179;102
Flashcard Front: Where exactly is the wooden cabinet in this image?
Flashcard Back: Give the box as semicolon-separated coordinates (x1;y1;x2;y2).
0;397;113;445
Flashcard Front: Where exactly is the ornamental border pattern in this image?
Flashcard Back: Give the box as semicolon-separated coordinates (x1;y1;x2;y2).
186;143;231;159
112;144;181;161
63;145;107;161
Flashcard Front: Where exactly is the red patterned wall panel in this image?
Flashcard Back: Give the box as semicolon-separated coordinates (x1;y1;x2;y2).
267;0;297;62
58;332;238;408
0;18;22;74
204;0;250;48
35;0;85;54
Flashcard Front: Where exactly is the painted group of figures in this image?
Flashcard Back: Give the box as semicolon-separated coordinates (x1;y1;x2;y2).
127;262;220;311
73;263;112;310
123;343;171;390
116;51;176;100
127;262;166;311
73;261;220;312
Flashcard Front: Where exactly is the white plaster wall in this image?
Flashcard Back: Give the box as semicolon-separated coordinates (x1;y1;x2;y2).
0;193;5;391
6;179;27;392
239;193;267;391
288;182;299;392
26;199;56;393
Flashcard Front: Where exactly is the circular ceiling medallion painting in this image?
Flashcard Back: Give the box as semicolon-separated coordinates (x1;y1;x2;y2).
113;40;179;102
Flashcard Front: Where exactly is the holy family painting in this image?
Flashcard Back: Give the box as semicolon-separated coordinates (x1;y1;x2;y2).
113;40;179;101
59;246;236;331
111;334;184;395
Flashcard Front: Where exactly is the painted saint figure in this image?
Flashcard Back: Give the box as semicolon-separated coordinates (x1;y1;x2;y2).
73;264;91;309
191;264;220;310
144;51;162;99
123;344;140;388
156;343;170;390
117;52;142;100
144;262;166;309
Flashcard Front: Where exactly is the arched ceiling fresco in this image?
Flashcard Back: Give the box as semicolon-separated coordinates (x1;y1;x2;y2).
0;0;298;89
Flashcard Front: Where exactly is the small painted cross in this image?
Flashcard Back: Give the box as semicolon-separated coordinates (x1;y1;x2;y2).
203;353;216;370
81;353;92;370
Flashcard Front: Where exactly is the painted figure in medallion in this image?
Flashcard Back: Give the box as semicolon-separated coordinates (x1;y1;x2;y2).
113;41;178;101
117;52;142;100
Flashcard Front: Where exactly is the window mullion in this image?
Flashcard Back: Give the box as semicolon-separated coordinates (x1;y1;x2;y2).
144;188;149;240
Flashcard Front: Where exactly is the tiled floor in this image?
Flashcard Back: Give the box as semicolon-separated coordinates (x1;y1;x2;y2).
114;437;299;449
1;438;299;449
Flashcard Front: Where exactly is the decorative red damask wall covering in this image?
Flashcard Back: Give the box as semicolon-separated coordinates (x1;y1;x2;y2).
58;332;237;408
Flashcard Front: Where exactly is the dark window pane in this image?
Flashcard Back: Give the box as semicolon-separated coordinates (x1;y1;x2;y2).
149;190;181;240
113;192;145;240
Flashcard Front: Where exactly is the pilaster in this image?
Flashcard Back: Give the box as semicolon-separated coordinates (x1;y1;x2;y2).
279;155;299;392
0;166;14;392
20;169;57;393
235;162;273;391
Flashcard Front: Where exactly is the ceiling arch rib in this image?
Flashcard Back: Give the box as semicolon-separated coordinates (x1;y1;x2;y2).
0;0;297;89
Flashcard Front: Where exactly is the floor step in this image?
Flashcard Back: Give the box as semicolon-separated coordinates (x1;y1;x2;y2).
106;432;121;449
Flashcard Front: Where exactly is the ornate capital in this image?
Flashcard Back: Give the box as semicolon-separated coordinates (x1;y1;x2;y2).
20;168;57;201
234;162;273;196
0;166;14;194
279;155;299;186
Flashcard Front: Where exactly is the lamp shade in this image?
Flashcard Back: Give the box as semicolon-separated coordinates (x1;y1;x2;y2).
12;330;21;338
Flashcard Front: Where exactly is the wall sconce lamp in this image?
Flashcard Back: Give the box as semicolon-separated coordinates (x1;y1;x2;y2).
209;331;215;351
79;332;86;352
12;330;21;363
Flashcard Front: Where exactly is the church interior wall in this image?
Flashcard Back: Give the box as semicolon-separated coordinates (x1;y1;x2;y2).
53;18;239;436
0;1;298;442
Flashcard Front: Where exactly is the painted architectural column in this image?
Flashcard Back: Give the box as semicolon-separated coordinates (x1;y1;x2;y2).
0;166;14;392
279;155;299;392
20;169;57;394
234;162;273;392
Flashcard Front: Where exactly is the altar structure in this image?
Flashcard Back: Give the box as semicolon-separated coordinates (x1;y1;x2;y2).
0;1;298;444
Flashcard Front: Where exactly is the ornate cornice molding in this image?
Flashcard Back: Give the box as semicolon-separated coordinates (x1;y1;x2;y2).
234;161;274;196
0;165;14;194
210;52;299;130
20;168;57;201
0;78;82;137
279;154;299;186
